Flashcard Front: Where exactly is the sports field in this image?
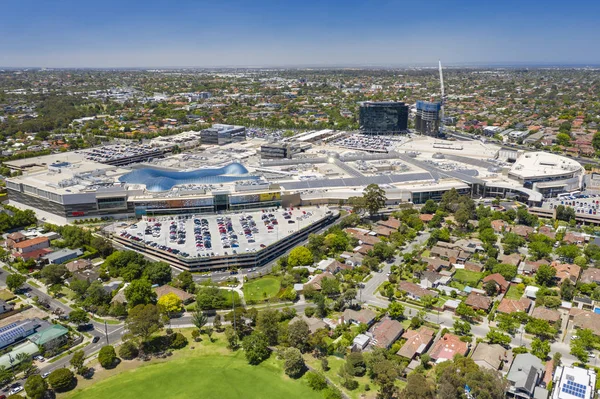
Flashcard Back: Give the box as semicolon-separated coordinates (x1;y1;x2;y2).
243;276;281;301
64;350;320;399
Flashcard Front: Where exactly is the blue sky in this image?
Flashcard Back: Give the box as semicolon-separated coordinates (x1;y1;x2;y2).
2;0;600;67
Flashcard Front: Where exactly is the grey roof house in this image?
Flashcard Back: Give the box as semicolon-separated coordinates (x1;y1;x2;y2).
506;353;547;399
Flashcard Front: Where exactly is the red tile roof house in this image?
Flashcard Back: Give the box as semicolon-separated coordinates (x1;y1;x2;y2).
551;261;581;284
429;333;469;363
430;246;460;264
398;281;439;301
570;309;600;336
491;219;508;233
482;273;510;293
581;268;600;284
377;217;401;230
396;326;435;360
419;214;434;223
423;257;451;272
304;272;336;291
369;318;404;349
4;232;27;248
464;292;492;312
563;232;586;245
497;297;532;314
531;307;561;323
12;236;50;254
511;225;535;239
498;253;522;268
538;226;556;240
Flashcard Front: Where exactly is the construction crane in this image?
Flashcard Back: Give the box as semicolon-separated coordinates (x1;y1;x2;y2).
438;60;446;136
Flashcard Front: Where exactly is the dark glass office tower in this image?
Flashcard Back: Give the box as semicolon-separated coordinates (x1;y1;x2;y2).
415;101;441;136
359;101;409;135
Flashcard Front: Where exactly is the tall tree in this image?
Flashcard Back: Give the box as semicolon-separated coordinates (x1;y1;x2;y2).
125;304;163;343
363;184;387;216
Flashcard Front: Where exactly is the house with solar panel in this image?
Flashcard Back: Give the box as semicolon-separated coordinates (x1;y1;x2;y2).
551;365;596;399
506;353;548;399
0;319;43;350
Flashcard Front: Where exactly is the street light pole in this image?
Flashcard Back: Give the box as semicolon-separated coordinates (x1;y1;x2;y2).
104;320;109;345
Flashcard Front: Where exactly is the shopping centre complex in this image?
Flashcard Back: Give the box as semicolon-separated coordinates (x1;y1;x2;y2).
3;131;588;270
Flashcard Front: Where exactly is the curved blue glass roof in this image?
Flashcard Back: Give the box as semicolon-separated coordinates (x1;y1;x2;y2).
119;162;259;192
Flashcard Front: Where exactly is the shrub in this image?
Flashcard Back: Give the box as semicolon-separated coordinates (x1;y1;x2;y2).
344;379;359;390
48;368;75;392
283;348;305;378
304;307;316;318
170;332;188;349
98;345;118;369
323;387;343;399
118;341;139;360
306;371;327;391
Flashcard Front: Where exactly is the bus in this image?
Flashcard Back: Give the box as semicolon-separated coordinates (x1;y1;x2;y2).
557;191;581;199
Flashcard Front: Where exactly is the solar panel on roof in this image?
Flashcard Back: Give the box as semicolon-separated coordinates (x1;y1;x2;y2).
0;323;18;334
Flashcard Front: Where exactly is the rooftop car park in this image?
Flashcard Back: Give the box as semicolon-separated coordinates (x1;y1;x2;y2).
112;206;338;271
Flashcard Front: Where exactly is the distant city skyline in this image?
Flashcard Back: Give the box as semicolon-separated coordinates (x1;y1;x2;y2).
2;0;600;68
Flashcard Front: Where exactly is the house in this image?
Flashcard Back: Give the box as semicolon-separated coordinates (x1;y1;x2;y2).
0;300;14;315
64;259;92;273
497;298;532;314
531;307;561;324
551;262;581;284
419;214;434;223
291;315;327;334
491;219;508;233
506;353;546;399
369;318;404;349
581;268;600;285
353;334;371;351
525;286;540;299
498;253;522;268
570;309;600;336
398;281;439;301
28;324;69;351
377;217;401;230
430;246;460;263
471;343;512;371
483;273;510;293
12;236;49;254
454;238;485;254
4;232;27;248
563;232;585;245
374;225;395;238
419;271;450;289
538;225;556;240
552;365;596;399
444;299;461;312
423;257;451;272
464;261;484;273
304;272;336;291
511;225;535;238
154;285;195;304
396;326;435;360
464;292;492;312
342;308;377;326
340;252;363;267
429;333;468;363
43;248;84;265
520;260;548;276
573;296;594;310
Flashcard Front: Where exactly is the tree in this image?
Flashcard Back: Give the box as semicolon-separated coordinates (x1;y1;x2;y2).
531;337;550;360
556;133;571;146
176;271;195;293
456;301;478;321
287;246;313;267
283;347;305;378
306;371;328;391
486;329;511;346
288;319;310;352
118;340;139;360
593;132;600;151
242;331;270;365
125;304;163;343
453;319;471;336
24;374;47;399
455;204;471;227
525;318;556;340
125;279;157;307
213;314;222;331
257;309;281;346
191;307;208;333
492;263;518;281
143;262;172;285
363;184;387;216
98;345;118;369
484;280;498;296
47;368;74;392
399;372;435;399
69;278;90;298
502;232;526;254
320;277;340;297
6;274;26;292
372;241;395;262
556;244;581;263
535;264;557;287
157;293;183;316
224;325;238;349
528;240;553;260
69;349;86;374
387;302;405;320
560;280;575;301
496;313;520;335
68;309;89;325
345;352;366;377
420;199;438;214
170;332;188;349
91;236;114;258
0;365;12;387
40;264;69;286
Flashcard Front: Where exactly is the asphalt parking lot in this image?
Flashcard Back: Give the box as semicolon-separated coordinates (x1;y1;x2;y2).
116;206;329;259
542;193;600;216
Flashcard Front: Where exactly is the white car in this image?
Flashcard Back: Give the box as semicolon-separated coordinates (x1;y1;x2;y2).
34;355;45;362
42;372;50;379
10;385;23;395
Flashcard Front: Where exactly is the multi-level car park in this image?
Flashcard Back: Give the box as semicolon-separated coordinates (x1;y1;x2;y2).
113;206;338;271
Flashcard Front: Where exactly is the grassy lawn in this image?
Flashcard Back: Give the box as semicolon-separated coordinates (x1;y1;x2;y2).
0;289;15;301
305;355;377;399
61;286;77;300
421;249;431;257
453;269;483;286
63;330;321;399
505;284;524;300
243;276;281;302
27;280;41;288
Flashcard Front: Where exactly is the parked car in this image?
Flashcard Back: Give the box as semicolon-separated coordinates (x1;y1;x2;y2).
9;385;22;395
92;336;101;343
